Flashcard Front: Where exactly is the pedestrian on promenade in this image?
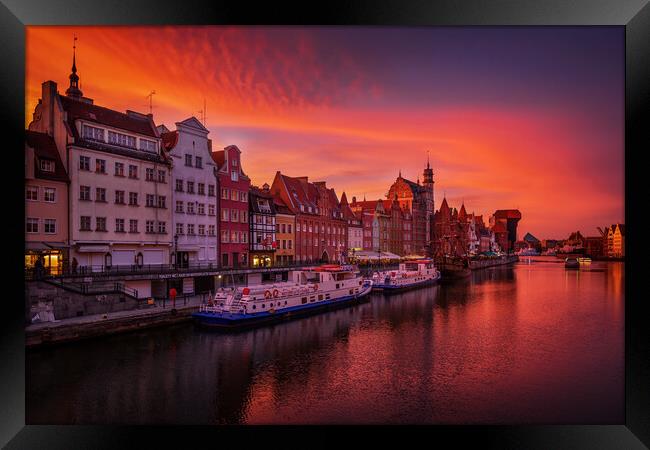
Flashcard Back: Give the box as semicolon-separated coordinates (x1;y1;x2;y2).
169;287;177;311
71;257;78;275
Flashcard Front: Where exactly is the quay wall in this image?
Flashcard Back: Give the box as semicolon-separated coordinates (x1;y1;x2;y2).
26;307;197;348
469;255;519;270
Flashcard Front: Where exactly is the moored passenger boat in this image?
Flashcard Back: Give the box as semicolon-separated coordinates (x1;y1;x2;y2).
370;259;440;292
192;264;373;329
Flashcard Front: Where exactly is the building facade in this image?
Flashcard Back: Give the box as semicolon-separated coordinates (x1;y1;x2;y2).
340;192;363;256
274;197;296;265
27;67;173;281
212;145;251;268
269;172;347;263
249;185;277;268
490;209;522;253
25;131;70;276
160;117;218;269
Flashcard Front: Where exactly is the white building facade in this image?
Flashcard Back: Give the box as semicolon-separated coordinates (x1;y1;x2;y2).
159;117;218;268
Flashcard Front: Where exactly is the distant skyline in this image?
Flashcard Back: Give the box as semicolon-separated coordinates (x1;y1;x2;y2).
25;26;624;238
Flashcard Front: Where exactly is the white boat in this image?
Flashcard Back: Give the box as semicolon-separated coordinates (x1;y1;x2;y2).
370;259;441;292
577;257;592;265
192;264;373;328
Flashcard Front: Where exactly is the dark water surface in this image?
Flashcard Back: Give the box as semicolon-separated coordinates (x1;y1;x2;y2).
26;260;624;424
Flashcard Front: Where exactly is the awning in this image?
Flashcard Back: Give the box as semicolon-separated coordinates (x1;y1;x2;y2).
77;245;110;253
25;242;50;251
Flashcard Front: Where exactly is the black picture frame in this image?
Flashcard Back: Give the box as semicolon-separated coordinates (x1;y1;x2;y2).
1;1;648;448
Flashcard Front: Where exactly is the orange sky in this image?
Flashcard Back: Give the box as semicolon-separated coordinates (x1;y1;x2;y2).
25;26;625;239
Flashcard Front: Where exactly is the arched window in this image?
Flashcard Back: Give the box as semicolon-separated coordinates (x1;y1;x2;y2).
136;252;144;267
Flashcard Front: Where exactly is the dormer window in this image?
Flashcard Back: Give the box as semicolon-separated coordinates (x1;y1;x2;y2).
232;158;238;167
140;139;157;153
108;131;136;148
82;124;104;141
39;160;55;173
231;171;239;182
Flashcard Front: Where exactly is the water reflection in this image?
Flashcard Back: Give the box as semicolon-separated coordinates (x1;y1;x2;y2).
27;261;624;424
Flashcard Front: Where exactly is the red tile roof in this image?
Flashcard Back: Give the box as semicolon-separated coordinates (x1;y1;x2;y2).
494;209;522;220
25;131;69;182
59;95;158;138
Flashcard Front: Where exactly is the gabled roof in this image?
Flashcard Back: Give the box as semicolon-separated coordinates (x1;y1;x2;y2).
177;116;209;133
523;232;540;243
59;95;158;138
25;131;69;183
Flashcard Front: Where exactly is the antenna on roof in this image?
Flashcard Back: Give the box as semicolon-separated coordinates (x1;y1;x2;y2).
146;90;156;114
198;98;207;126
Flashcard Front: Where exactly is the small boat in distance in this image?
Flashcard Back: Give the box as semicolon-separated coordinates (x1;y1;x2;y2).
577;257;592;265
370;259;441;292
192;264;373;329
565;257;580;269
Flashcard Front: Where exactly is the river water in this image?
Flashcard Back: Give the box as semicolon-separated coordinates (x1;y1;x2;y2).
26;258;624;424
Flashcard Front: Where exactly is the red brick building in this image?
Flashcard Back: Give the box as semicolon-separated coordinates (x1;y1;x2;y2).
269;172;347;263
212;145;251;268
490;209;522;253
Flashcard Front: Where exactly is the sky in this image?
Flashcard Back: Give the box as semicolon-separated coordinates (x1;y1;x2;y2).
25;26;624;239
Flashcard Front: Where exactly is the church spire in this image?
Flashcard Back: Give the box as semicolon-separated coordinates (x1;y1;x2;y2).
65;34;83;100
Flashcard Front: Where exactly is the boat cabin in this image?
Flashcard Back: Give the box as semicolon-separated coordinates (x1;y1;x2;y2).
291;264;358;283
399;259;434;272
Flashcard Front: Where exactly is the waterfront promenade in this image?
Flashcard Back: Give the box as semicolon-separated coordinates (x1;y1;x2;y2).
26;293;207;348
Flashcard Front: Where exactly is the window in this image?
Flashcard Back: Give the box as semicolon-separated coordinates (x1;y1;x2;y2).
231;231;239;243
281;224;286;234
176;223;184;235
80;216;91;231
187;224;195;235
129;192;138;206
82;124;104;141
175;179;184;192
40;160;55;172
95;187;106;202
221;230;229;243
96;217;107;232
187;202;195;214
157;221;167;234
231;209;239;222
158;170;166;183
198;183;205;195
129;219;138;233
197;203;205;215
241;232;247;243
26;218;39;233
231;171;239;181
80;185;91;201
44;219;56;234
176;200;184;213
146;194;155;207
95;159;106;174
240;191;248;202
79;155;90;171
26;186;38;201
198;224;205;236
187;181;195;194
185;154;192;167
108;131;136;148
232;157;238;167
115;162;124;176
195;156;202;168
115;190;125;204
221;188;229;199
146;220;155;233
231;190;238;201
115;218;125;232
208;224;215;236
140;139;157;152
208;204;215;216
128;165;138;179
221;209;229;221
282;240;286;249
288;224;292;234
288;240;292;249
208;184;215;196
157;195;166;209
146;168;155;181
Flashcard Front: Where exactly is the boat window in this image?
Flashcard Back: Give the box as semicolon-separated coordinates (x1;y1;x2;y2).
325;294;330;299
336;284;339;289
252;305;256;309
355;289;359;293
349;289;353;295
318;294;323;301
284;301;287;305
262;304;265;308
270;303;273;307
310;297;315;302
302;297;307;304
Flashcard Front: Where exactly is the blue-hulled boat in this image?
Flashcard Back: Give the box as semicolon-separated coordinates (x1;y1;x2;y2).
370;259;441;292
192;264;373;329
